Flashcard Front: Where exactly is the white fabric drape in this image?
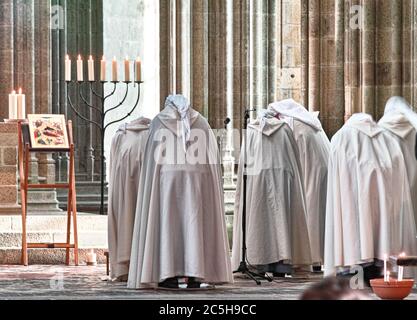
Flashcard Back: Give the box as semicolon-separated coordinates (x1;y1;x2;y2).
128;105;233;289
379;97;417;230
108;117;150;280
324;113;417;276
269;100;330;265
232;117;312;271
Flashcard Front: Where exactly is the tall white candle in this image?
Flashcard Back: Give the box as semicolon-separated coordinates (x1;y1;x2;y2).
124;56;130;82
112;57;118;82
88;55;95;82
77;55;83;82
386;271;390;282
16;88;26;120
100;56;106;82
135;57;141;82
65;55;71;81
8;90;17;119
383;254;387;281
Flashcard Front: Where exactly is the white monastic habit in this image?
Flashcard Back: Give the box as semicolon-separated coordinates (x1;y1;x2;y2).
108;117;150;280
232;111;312;273
269;99;330;266
324;113;417;276
128;95;233;289
379;97;417;228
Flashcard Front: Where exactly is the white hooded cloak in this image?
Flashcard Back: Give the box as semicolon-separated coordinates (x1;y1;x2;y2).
128;95;233;288
324;113;417;276
232;115;312;272
378;97;417;229
108;117;150;280
269;99;330;265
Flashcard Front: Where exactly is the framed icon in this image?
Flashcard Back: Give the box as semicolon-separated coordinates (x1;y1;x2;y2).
27;114;69;150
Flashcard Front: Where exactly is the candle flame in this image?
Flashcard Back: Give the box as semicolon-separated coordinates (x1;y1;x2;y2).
126;56;129;61
78;54;82;60
12;90;16;94
102;56;105;61
89;55;93;60
66;54;70;60
137;56;141;62
18;88;22;94
113;56;117;61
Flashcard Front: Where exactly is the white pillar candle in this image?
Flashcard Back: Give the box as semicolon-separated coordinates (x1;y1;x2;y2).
100;56;106;82
135;57;141;82
16;88;26;120
77;54;83;82
124;56;130;82
398;253;406;281
65;55;71;81
112;57;118;82
386;271;390;282
8;90;17;119
383;254;387;281
88;55;95;81
86;249;97;265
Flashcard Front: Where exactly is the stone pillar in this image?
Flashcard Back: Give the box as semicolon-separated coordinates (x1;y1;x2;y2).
0;123;20;214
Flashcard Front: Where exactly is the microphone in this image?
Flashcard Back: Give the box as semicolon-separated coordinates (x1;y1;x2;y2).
224;118;231;129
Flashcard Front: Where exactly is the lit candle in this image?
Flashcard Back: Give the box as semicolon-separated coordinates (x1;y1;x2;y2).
386;271;390;282
16;88;26;120
112;56;118;82
88;55;95;82
383;254;387;281
86;249;97;266
8;90;17;119
124;56;130;82
65;55;71;81
100;56;106;82
135;57;141;82
77;54;83;82
398;252;406;281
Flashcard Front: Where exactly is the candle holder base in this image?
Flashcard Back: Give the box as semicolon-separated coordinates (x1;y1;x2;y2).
370;278;414;300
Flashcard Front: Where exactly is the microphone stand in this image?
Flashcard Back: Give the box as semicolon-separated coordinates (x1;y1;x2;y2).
233;109;272;285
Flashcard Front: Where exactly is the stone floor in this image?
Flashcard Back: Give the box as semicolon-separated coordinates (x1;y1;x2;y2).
0;265;416;300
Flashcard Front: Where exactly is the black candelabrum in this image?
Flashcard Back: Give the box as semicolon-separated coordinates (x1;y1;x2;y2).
66;80;143;215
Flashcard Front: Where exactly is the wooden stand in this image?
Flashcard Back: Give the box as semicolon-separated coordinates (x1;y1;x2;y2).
18;120;79;266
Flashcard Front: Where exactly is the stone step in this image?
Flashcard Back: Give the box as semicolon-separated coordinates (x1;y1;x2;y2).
0;248;107;265
0;231;107;249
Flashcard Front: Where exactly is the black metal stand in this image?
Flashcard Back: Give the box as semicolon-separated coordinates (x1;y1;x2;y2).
66;80;143;215
233;109;272;285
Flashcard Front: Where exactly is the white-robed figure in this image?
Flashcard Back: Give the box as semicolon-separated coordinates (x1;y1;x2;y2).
232;109;312;276
324;113;417;279
108;117;150;281
268;99;330;268
379;97;417;228
128;95;233;289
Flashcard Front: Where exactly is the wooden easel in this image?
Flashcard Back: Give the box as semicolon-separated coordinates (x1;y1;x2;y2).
18;120;79;266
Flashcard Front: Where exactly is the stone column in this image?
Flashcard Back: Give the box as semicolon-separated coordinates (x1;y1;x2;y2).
0;123;20;214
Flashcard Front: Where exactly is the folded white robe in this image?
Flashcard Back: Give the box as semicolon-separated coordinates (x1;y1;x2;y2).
379;98;417;229
108;117;150;280
324;113;417;276
128;99;233;288
269;99;330;264
232;117;312;271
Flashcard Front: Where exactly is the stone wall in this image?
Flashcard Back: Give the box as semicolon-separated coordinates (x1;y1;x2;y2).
0;123;19;214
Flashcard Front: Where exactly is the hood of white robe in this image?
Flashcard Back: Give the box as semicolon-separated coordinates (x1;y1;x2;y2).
378;96;417;139
345;113;383;138
159;95;199;151
248;117;286;136
268;99;323;131
116;117;151;133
